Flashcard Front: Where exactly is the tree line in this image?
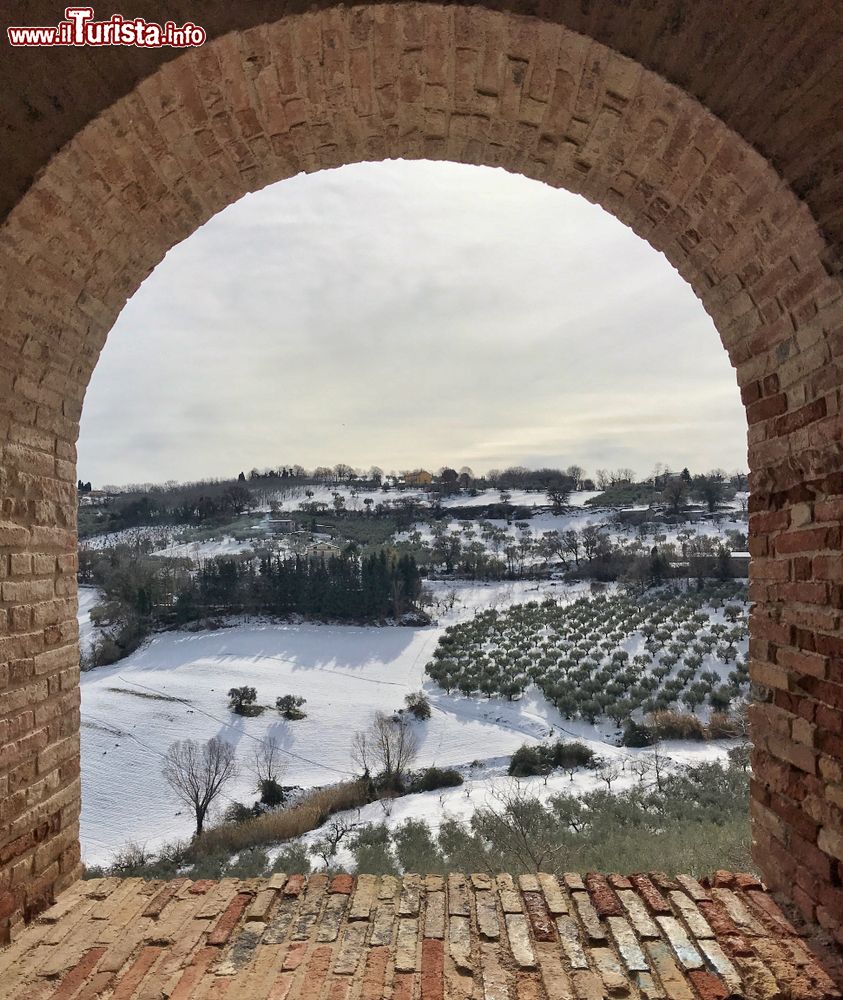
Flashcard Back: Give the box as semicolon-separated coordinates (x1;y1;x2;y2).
80;546;423;667
175;551;422;623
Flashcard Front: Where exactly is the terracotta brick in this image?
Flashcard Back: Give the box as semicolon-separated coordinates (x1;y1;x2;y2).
688;970;730;1000
628;875;671;915
584;873;623;917
421;937;444;999
207;892;252;946
522;891;555;942
329;874;354;895
52;946;106;1000
359;946;390;999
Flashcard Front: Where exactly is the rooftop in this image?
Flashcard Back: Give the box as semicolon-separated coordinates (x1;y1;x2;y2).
1;871;839;1000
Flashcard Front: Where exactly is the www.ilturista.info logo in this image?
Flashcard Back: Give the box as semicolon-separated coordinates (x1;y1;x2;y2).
7;7;206;47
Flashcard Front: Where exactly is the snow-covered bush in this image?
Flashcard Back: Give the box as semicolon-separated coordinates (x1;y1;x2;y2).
404;691;432;720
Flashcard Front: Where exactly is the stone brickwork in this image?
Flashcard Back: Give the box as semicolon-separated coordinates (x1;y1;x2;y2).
0;2;841;949
2;871;841;999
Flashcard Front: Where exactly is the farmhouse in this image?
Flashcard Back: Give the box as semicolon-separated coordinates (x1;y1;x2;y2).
403;469;434;487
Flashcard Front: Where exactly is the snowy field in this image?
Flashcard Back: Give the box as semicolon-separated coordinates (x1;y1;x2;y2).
265;486;600;513
394;508;748;555
78;579;733;866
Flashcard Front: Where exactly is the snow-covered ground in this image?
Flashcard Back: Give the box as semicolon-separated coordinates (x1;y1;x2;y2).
80;525;181;551
394;507;748;554
258;485;599;513
78;579;733;866
441;488;600;509
77;586;101;657
266;484;428;512
153;535;261;561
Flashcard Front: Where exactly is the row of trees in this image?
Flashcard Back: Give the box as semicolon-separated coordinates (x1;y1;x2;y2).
175;551;423;622
80;545;424;667
335;758;750;876
399;519;739;584
660;472;734;514
426;584;750;725
80;482;257;536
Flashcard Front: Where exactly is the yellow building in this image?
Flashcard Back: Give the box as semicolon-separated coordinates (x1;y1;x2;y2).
404;469;433;486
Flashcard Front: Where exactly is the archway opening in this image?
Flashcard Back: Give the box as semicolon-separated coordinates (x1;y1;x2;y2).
75;159;752;879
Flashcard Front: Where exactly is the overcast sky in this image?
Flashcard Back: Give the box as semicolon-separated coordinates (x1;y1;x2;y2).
78;160;747;487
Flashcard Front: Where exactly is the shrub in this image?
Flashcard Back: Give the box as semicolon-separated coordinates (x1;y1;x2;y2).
409;766;463;793
707;712;742;739
508;740;593;778
227;847;270;878
276;694;307;720
223;801;256;824
549;740;595;772
84;615;150;668
107;841;156;874
196;779;370;857
649;710;706;741
258;779;287;806
271;841;312;874
508;744;547;777
404;691;432;721
84;634;123;668
621;719;655;748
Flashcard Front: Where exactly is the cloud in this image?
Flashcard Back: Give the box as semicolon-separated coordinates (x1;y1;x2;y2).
78;160;747;485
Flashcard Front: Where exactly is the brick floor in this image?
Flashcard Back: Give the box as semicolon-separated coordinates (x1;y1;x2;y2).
0;872;840;999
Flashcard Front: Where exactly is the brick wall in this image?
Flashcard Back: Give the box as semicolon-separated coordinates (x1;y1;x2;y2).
0;3;841;945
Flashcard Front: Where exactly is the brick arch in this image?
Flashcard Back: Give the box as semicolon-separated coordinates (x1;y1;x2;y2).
1;3;841;945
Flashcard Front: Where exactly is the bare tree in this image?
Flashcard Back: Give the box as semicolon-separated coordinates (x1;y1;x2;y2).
561;530;581;568
565;465;584;489
597;760;622;790
252;736;287;805
351;712;419;789
629;756;653;783
312;817;357;869
647;742;671;792
162;738;239;837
